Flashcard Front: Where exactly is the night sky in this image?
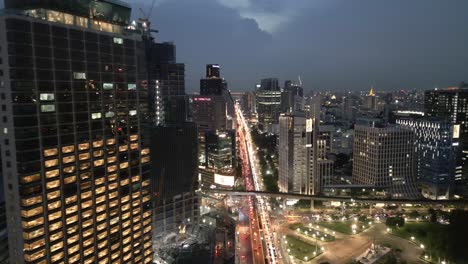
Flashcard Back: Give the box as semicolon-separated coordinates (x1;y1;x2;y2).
3;1;467;92
132;0;468;92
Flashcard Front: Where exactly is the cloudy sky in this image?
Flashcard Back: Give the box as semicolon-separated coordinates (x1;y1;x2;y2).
57;1;468;91
133;0;468;92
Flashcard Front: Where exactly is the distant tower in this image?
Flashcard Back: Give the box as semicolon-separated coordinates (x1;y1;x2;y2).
366;86;377;110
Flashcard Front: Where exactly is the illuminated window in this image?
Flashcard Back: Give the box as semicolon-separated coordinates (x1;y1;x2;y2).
24;238;45;251
62;145;75;153
97;230;108;241
21;173;41;184
65;195;77;205
81;191;92;200
51;251;64;262
65;205;78;215
62;155;75;164
108;173;118;182
76;16;88;27
47;200;61;210
130;143;138;150
121;178;129;186
50;241;63;253
41;104;55;112
129;110;137;116
130;134;139;141
142;180;150;187
80;162;91;170
95;177;105;186
119;162;129;169
113;37;123;44
47;190;60;200
121;204;130;212
106;138;116;145
68;235;79;246
22;217;44;229
91;112;102;119
105;111;115;118
107;165;117;173
97;222;107;231
48;211;62;222
40;93;55;101
119;145;128;152
109;200;118;208
109;191;118;199
63;166;75;174
80;171;91;180
79;153;90;160
45;169;59;179
98;240;108;249
96;195;106;204
141;156;150;163
46;179;60;189
82;219;93;228
107;156;117;163
44;159;59;168
68;244;80;256
96;204;106;213
93;150;104;157
73;72;86;79
81;181;91;190
66;216;78;226
93;140;104;148
81;200;93;209
24;248;46;262
67;225;78;235
103;83;114;90
96;186;105;195
44;148;58;157
128;84;136;90
49;221;62;232
94;159;104;167
109;182;118;190
78;142;90;150
23;228;45;241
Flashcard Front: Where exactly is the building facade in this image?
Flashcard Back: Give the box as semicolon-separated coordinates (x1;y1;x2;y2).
256;78;282;131
353;119;419;198
0;1;152;263
396;115;455;199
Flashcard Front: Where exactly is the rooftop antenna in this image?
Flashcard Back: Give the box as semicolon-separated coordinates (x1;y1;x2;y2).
298;75;303;86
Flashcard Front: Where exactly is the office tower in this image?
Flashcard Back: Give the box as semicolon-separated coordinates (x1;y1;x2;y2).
353;119;419;198
425;84;468;194
281;80;304;113
305;95;322;120
205;130;236;173
0;1;153;263
365;86;377;110
279;113;307;193
192;64;235;131
149;123;199;234
146;41;187;125
342;95;356;122
256;78;282;132
396;113;455;199
191;95;230;131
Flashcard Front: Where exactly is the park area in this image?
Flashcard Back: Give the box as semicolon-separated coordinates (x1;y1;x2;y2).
285;235;322;262
289;223;335;242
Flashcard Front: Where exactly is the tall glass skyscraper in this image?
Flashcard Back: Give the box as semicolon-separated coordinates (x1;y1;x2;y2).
0;1;152;263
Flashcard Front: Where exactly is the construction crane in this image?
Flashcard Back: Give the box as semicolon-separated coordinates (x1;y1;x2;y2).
138;0;159;35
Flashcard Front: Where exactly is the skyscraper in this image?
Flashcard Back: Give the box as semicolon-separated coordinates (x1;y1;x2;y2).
365;86;377;111
425;84;468;195
396;113;455;199
281;80;304;114
256;78;282;132
0;1;152;263
353;119;419;198
278;113;307;193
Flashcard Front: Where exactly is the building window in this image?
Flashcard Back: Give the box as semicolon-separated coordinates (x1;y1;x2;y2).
41;104;56;112
73;72;86;79
128;84;136;90
103;83;113;90
40;93;55;101
113;37;123;44
91;113;102;120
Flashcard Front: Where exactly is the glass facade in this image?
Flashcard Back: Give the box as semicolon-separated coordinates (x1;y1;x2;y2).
0;10;152;264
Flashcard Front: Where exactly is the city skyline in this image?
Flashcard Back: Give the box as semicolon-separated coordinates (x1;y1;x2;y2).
128;0;468;92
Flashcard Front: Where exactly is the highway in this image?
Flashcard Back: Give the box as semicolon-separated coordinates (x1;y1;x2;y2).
236;104;279;264
204;189;468;206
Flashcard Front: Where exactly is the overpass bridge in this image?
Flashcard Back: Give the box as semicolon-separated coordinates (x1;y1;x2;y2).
201;188;468;206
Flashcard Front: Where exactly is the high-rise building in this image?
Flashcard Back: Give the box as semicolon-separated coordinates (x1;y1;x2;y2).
365;86;377;110
256;78;282;132
396;112;455;200
425;84;468;194
353;119;419;198
0;1;153;263
278;113;307;193
281;80;303;113
149;123;199;235
204;130;236;173
200;64;226;96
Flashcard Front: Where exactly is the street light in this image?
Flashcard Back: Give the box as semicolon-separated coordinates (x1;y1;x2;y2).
420;244;425;249
411;236;415;241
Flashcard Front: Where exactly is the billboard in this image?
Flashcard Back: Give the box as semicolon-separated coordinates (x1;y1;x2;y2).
214;173;234;187
453;124;460;139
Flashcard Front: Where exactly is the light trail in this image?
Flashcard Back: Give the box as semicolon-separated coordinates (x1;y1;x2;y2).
236;104;278;264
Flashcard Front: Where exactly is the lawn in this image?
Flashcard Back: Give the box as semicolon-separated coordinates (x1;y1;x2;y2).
289;223;335;242
391;222;449;261
317;221;370;235
285;235;322;262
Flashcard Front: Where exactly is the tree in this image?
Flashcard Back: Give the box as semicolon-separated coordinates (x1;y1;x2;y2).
385;217;405;228
409;210;420;219
428;208;437;223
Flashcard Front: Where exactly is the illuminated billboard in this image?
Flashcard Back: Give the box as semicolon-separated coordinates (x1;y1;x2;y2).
214;174;235;187
453;124;460;139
